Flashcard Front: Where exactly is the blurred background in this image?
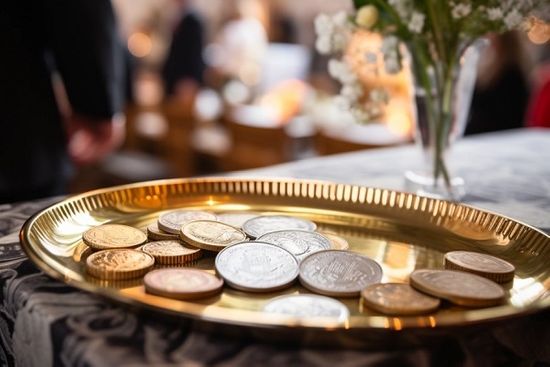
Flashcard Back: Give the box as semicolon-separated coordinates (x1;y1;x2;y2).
66;0;550;193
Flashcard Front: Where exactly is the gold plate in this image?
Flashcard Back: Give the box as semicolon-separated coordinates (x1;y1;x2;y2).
20;178;550;338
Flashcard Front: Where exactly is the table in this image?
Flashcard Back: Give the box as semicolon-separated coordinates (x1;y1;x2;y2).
2;129;550;366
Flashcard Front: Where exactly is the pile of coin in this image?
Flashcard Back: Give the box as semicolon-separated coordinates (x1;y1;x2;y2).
80;209;515;319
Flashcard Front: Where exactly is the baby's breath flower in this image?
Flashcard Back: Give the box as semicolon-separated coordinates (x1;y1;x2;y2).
451;4;471;19
504;9;523;29
487;7;503;21
408;12;425;33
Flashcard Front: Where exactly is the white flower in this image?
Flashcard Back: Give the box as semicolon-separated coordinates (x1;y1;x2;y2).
328;59;357;85
487;7;503;21
381;36;399;54
369;88;389;103
332;11;349;27
314;14;333;36
389;0;411;20
315;36;332;54
451;4;471;19
351;107;372;122
334;95;351;110
384;56;401;74
408;12;425;33
341;83;363;102
504;9;523;29
331;33;348;52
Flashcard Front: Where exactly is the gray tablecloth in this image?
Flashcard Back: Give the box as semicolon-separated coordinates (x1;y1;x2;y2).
2;129;550;366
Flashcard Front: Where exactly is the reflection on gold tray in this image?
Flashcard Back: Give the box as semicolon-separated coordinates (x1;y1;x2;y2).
20;178;550;337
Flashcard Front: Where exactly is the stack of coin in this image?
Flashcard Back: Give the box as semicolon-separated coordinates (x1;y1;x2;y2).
141;240;202;265
299;250;383;297
83;224;147;250
158;210;216;234
144;268;223;300
215;241;299;292
242;215;317;239
409;269;506;307
181;220;247;252
146;223;179;241
444;251;515;283
258;230;331;262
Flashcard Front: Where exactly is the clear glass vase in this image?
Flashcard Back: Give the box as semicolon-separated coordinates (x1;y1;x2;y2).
404;39;488;200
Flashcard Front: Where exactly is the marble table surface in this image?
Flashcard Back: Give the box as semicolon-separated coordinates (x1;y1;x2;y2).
1;129;550;366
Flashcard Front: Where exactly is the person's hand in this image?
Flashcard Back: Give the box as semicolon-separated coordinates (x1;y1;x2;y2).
67;113;126;165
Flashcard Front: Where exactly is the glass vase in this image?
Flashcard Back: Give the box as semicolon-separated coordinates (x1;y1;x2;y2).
404;39;488;200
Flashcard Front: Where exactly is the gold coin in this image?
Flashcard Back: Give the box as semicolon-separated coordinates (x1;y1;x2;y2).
158;210;216;234
86;249;154;280
83;224;147;250
181;220;247;252
141;240;202;265
144;268;223;300
361;283;440;315
146;223;180;241
444;251;515;283
410;269;505;307
319;231;350;250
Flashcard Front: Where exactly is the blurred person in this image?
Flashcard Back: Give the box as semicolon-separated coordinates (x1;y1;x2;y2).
465;31;531;135
214;0;268;85
0;0;126;204
161;0;205;98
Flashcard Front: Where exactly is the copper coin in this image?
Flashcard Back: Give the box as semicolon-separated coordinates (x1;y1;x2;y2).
299;250;383;297
144;268;223;300
361;283;440;315
181;220;247;252
83;224;147;250
158;210;216;234
86;249;154;280
444;251;515;283
141;240;202;265
410;269;506;307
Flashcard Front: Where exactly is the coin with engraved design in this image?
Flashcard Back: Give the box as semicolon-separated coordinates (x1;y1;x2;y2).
215;241;299;292
444;251;515;283
258;230;330;262
86;249;154;280
141;240;202;265
299;250;383;297
361;283;440;315
144;268;223;300
83;224;147;250
410;269;505;307
158;210;216;234
181;220;247;252
263;294;349;322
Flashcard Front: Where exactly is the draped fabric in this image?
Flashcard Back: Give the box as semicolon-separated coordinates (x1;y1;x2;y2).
2;130;550;366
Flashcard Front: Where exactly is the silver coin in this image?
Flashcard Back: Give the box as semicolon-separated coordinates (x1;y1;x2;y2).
263;294;349;323
242;215;317;239
299;250;383;297
216;212;261;229
215;241;299;292
158;210;216;234
258;230;331;262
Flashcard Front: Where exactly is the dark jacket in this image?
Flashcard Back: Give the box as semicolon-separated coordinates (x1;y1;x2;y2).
0;0;124;203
